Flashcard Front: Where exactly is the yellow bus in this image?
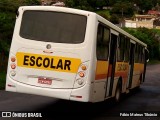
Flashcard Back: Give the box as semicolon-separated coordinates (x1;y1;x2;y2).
6;6;149;102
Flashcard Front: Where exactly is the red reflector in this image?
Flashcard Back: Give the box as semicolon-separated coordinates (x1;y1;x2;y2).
8;84;15;87
71;95;82;98
8;84;12;87
76;96;82;98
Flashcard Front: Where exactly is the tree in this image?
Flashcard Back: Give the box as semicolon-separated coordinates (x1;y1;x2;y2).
24;0;41;5
132;0;155;12
111;1;134;18
0;0;41;71
95;0;107;9
65;0;107;11
110;14;119;24
65;0;93;11
123;27;160;60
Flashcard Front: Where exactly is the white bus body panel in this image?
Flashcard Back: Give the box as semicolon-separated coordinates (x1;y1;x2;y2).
6;6;98;102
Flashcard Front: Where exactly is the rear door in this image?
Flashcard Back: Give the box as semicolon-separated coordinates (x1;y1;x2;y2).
127;42;135;88
105;30;118;97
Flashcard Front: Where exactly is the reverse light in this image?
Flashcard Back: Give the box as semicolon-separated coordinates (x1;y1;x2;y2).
77;79;84;85
10;70;16;77
11;56;16;62
11;63;16;69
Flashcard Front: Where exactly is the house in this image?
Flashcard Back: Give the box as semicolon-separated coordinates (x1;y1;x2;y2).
51;1;65;7
148;10;160;16
41;0;65;6
122;15;156;29
123;20;136;28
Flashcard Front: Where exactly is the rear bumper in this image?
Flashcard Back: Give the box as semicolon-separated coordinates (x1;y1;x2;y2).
6;75;71;100
6;75;92;102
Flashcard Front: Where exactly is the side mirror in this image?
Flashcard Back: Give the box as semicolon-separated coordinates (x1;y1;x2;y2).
15;8;19;18
145;49;149;62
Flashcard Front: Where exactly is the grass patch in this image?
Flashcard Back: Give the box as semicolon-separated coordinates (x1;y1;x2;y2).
148;60;160;65
0;72;6;90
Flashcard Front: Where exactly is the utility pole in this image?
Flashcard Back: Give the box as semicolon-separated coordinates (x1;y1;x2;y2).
122;8;123;18
121;8;124;27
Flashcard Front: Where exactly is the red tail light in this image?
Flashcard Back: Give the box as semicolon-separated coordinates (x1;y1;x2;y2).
79;71;85;77
11;63;16;69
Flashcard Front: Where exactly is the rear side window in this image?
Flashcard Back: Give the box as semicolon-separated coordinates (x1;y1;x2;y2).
20;10;87;44
96;24;110;60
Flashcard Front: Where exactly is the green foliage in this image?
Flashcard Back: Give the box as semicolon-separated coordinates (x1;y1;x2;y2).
0;71;6;89
135;0;153;12
96;10;110;20
110;14;119;24
0;0;41;73
0;0;41;39
65;0;93;11
109;0;160;13
0;12;15;41
95;0;106;9
24;0;41;5
123;27;160;60
111;1;134;17
65;0;107;11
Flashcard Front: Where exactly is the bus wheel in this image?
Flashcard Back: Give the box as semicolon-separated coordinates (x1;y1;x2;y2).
115;83;121;102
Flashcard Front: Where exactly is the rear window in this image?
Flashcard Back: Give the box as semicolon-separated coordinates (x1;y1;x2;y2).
20;10;87;44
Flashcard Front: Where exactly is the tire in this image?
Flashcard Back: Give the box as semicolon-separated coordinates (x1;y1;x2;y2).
114;83;121;102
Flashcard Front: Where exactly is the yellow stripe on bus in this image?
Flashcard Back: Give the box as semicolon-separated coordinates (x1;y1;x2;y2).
134;63;144;72
95;61;130;80
16;52;81;73
95;60;109;80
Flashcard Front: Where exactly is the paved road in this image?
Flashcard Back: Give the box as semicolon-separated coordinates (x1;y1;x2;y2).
0;64;160;120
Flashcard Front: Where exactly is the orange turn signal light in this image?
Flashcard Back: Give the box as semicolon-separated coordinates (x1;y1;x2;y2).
11;57;16;62
81;65;87;70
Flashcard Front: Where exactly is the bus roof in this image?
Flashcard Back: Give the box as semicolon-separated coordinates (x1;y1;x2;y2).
19;6;147;47
19;6;94;17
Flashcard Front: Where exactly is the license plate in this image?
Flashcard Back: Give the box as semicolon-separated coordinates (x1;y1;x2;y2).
38;78;52;85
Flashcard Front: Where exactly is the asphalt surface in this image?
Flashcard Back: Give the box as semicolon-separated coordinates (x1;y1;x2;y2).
0;64;160;120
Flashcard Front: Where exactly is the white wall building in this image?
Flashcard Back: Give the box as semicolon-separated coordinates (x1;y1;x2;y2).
123;15;156;29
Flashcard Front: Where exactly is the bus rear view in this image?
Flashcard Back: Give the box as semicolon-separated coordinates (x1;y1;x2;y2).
6;6;95;102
